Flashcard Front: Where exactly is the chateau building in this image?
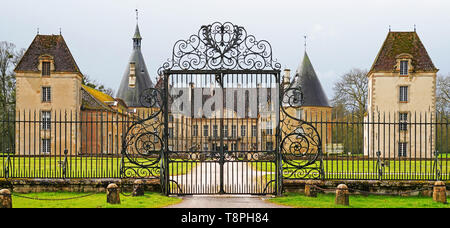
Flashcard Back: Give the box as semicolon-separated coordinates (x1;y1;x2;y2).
13;22;333;156
14;34;129;156
364;31;438;158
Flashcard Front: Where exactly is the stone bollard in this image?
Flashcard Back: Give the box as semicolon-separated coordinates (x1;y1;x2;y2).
0;189;12;208
335;184;349;206
106;183;120;204
304;180;317;197
433;181;447;204
132;180;145;197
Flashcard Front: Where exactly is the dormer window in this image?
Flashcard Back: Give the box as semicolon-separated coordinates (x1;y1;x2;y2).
42;62;51;76
400;60;409;76
395;53;413;76
38;55;54;76
129;62;136;88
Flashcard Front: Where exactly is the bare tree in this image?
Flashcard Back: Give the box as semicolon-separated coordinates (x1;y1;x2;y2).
82;74;115;97
331;68;368;120
436;74;450;119
0;41;24;112
0;41;24;151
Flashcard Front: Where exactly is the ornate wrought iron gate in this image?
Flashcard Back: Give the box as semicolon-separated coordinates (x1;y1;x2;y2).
121;22;324;195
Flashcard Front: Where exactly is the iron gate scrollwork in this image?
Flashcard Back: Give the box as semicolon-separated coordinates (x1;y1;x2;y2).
280;86;324;180
121;21;323;195
120;88;165;181
158;21;281;74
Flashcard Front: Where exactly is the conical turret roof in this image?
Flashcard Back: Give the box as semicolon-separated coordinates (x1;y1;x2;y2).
116;24;154;107
290;52;330;107
133;24;142;39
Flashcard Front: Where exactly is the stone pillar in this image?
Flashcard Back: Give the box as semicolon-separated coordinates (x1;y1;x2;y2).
304;180;317;197
106;183;120;204
335;184;349;206
132;180;145;197
433;181;447;204
0;189;12;208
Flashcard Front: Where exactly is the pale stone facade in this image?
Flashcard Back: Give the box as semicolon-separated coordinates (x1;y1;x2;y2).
364;31;438;158
14;35;84;156
14;35;129;156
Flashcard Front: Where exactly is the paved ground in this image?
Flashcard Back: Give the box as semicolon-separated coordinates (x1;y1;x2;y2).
166;160;286;208
165;195;290;208
171;161;276;194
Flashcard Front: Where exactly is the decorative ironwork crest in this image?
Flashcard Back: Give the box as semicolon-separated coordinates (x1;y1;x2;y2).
158;22;281;74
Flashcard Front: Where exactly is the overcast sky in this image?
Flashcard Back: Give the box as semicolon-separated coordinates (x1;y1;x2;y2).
2;0;449;99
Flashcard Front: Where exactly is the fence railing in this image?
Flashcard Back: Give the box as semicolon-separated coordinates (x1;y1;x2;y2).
0;109;448;181
306;111;449;181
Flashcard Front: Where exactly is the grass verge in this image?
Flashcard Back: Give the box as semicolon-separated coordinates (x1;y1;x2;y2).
269;192;450;208
12;191;182;208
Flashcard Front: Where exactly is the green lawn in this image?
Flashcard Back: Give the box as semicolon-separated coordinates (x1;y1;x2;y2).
269;193;450;208
11;191;182;208
0;157;195;178
2;156;449;180
253;159;450;180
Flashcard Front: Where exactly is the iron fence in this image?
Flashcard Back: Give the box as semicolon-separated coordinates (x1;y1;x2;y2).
0;109;448;181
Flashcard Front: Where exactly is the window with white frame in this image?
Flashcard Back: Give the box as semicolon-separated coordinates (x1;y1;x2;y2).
203;125;209;137
41;111;51;130
251;125;257;137
42;87;51;102
41;139;51;154
222;125;228;137
398;142;407;157
400;60;409;75
192;125;198;137
241;125;246;137
231;125;237;138
213;125;218;138
399;113;408;131
168;128;174;138
399;86;408;102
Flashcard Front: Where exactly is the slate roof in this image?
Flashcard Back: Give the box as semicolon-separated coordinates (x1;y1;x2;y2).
370;32;437;73
290;52;330;107
116;24;154;107
15;35;80;73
